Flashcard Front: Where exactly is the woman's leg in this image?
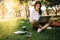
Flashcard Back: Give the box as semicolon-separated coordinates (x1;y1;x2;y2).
40;23;51;30
30;20;42;29
30;20;43;33
40;18;53;31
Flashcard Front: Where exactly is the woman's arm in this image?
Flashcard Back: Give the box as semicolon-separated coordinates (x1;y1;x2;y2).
30;11;33;22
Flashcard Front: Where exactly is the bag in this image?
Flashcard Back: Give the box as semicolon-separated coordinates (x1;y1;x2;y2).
52;21;60;27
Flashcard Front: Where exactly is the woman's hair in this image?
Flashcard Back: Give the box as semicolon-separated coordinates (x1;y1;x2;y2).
34;1;42;15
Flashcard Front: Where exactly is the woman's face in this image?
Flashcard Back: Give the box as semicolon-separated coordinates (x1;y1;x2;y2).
35;4;41;11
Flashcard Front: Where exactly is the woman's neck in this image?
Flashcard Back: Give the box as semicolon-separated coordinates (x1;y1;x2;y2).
35;9;39;12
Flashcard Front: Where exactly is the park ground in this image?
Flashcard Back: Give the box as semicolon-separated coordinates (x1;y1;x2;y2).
0;18;60;40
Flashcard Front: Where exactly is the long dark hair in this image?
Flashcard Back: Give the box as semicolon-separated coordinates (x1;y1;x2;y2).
34;1;42;15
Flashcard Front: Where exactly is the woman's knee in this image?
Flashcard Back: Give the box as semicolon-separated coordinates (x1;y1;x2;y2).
30;20;37;24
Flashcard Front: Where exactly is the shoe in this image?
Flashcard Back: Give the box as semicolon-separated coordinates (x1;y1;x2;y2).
37;28;42;33
46;27;52;29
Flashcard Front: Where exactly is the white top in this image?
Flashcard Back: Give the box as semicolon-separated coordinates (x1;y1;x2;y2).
30;10;40;22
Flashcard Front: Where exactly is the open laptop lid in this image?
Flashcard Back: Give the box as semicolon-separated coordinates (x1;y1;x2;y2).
39;16;51;22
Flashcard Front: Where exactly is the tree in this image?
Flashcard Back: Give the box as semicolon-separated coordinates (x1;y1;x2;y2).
46;0;60;7
46;0;60;16
19;0;30;18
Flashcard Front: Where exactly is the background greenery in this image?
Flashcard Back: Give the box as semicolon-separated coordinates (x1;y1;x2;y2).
19;0;60;7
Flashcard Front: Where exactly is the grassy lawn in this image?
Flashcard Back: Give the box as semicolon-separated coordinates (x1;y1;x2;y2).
0;18;60;40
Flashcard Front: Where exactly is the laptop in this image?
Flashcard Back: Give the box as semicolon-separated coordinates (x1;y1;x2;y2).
39;16;51;22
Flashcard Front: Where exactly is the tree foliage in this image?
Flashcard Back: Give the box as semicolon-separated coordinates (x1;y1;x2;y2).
46;0;60;7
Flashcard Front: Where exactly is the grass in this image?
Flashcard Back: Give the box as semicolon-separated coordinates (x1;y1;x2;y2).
0;18;60;40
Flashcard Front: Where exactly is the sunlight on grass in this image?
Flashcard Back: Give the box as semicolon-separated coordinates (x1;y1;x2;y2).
0;18;26;37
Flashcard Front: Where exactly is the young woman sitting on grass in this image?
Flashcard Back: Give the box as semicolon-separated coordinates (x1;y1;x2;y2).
30;1;52;33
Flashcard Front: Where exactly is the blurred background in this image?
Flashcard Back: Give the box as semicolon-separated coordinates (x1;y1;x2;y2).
0;0;60;40
0;0;60;18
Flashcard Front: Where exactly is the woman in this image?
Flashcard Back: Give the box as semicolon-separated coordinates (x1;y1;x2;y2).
30;1;52;33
